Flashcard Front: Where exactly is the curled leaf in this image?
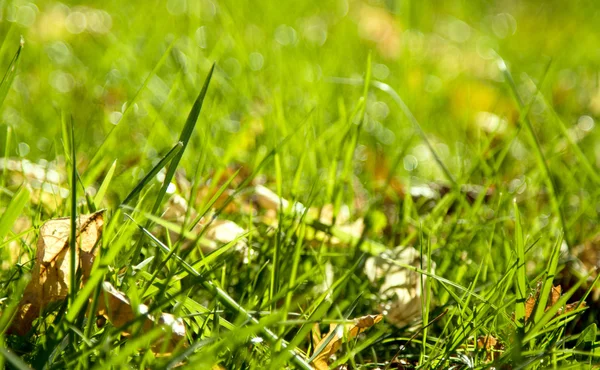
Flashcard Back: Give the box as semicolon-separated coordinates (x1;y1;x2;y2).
8;210;104;335
476;335;503;362
522;283;586;323
311;314;383;370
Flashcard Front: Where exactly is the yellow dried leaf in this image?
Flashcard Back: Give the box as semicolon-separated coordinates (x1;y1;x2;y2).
550;285;562;306
311;314;383;370
97;282;187;355
365;246;432;327
476;335;503;362
8;210;104;335
521;284;586;323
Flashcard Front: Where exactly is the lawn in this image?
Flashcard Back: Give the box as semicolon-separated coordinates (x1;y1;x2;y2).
1;0;600;368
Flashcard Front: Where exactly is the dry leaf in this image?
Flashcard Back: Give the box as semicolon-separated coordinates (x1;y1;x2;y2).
96;282;187;355
311;323;322;348
365;246;433;327
163;194;250;259
307;204;365;247
521;283;586;323
253;185;306;214
205;219;246;245
8;210;104;335
476;335;503;362
524;293;536;322
550;285;562;306
311;314;383;370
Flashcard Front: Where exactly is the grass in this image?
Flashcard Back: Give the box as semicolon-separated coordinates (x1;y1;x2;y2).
1;0;600;368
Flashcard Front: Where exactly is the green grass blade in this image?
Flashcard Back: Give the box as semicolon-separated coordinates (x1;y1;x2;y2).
120;141;183;206
532;234;562;326
150;63;215;217
91;327;164;370
68;117;78;309
0;38;23;108
0;186;29;241
513;199;527;331
0;346;32;370
327;77;456;186
192;168;241;229
93;160;117;207
66;209;123;323
523;274;588;343
499;58;568;245
544;97;600;185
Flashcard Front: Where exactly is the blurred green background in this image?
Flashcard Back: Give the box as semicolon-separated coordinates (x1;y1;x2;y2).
1;0;600;241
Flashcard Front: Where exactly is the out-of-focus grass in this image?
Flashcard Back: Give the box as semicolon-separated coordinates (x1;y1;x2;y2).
1;0;600;368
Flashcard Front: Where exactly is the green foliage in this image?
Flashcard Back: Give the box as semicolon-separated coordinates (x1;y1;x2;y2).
1;0;600;369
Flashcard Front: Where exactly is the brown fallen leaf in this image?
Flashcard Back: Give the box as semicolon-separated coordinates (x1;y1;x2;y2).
8;210;104;335
365;246;433;327
162;194;250;259
306;204;365;247
521;283;586;323
97;281;187;355
476;335;504;362
311;314;383;370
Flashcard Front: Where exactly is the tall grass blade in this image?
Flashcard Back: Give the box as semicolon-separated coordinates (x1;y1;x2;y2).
0;186;29;241
149;63;215;216
0;347;32;370
120;141;183;206
0;38;23;108
532;234;562;327
499;58;568;244
513;199;527;331
93;160;117;207
327;77;456;186
68;117;78;308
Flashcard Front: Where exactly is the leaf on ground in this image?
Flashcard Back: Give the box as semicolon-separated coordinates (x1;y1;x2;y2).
307;204;365;247
476;335;504;362
253;184;306;214
364;246;433;327
205;219;246;245
162;194;249;256
97;281;187;355
522;283;586;323
253;186;366;247
311;314;383;370
7;210;104;335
